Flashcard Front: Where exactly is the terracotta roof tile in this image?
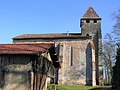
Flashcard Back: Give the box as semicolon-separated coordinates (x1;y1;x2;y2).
82;6;100;18
12;33;90;40
0;43;53;55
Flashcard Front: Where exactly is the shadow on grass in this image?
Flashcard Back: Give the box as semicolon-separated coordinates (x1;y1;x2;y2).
90;86;112;90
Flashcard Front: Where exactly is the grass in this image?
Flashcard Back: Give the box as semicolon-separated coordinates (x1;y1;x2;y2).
47;85;100;90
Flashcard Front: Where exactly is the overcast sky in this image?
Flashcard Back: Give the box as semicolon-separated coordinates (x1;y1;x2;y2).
0;0;120;43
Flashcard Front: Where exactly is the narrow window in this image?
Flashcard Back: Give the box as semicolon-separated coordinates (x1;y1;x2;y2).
86;20;90;23
59;44;63;57
58;44;63;66
70;47;73;66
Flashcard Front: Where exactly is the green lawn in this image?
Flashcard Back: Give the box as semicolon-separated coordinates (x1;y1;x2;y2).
47;85;99;90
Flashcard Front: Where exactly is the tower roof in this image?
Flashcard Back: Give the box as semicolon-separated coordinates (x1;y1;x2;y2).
82;6;101;19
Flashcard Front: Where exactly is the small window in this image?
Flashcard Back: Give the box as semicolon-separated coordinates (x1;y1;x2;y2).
70;47;73;66
94;20;97;23
86;20;90;23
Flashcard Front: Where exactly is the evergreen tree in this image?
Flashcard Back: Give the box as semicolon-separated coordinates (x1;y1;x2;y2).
112;47;120;90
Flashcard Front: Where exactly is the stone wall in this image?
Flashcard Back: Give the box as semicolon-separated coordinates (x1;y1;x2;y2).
54;39;93;85
0;55;32;90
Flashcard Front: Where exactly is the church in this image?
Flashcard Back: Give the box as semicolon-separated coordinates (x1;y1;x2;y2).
0;6;102;90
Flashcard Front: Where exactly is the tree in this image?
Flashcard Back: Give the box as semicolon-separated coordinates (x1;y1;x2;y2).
112;46;120;90
113;9;120;42
111;9;120;89
102;33;116;84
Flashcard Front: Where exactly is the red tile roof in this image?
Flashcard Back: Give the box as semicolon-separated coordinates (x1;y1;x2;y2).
0;43;53;55
13;33;90;40
82;6;100;19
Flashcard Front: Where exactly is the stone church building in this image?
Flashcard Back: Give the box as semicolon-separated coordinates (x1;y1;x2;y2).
0;6;102;89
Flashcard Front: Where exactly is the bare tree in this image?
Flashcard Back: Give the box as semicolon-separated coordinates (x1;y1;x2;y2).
102;34;116;84
113;9;120;42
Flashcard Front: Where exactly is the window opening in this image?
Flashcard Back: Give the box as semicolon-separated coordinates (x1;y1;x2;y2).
70;47;73;66
94;20;97;23
86;20;90;23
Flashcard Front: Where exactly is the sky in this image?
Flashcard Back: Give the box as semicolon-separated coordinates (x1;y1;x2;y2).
0;0;120;43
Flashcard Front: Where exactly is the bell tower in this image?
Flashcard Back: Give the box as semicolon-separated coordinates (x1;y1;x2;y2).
80;6;102;85
80;6;101;37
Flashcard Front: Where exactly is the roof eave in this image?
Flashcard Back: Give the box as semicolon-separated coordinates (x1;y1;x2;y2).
81;17;101;20
13;36;91;40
